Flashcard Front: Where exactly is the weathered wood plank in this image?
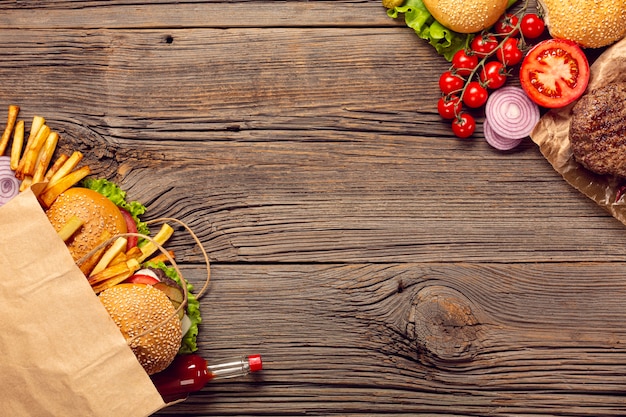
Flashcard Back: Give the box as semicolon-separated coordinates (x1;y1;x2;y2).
0;27;624;265
0;1;397;29
158;262;626;416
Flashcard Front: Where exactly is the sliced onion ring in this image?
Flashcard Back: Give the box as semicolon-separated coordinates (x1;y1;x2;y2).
0;156;20;207
484;118;523;151
485;86;540;140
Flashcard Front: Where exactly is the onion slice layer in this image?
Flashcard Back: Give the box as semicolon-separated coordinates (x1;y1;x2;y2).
485;86;540;140
0;156;20;207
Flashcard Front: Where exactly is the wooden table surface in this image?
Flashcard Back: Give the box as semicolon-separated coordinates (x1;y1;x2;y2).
3;1;626;416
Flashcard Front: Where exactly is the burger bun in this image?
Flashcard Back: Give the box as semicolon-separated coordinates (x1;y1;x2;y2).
99;283;183;375
423;0;509;34
538;0;626;48
45;187;127;261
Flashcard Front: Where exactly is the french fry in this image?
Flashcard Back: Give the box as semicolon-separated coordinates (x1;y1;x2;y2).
145;250;175;265
10;120;24;170
0;105;19;155
44;153;69;182
90;237;128;277
89;258;140;294
44;151;83;191
57;215;84;242
78;230;111;276
39;165;91;208
17;124;50;179
32;131;59;184
18;176;32;192
108;251;128;267
138;223;174;262
15;115;45;173
124;246;143;261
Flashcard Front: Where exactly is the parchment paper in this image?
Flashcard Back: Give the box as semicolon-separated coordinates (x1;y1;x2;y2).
0;185;166;416
530;36;626;225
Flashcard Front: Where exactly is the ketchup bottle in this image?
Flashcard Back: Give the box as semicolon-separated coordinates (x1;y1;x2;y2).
151;353;263;402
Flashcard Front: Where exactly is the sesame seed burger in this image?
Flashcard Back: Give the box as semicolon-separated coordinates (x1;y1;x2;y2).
45;187;128;262
537;0;626;48
422;0;509;33
99;283;183;375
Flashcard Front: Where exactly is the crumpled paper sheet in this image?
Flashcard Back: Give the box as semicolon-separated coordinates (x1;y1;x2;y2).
530;36;626;225
0;185;166;417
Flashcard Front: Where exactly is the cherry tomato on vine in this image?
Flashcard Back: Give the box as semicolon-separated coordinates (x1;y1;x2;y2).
451;113;476;138
520;13;545;39
494;13;519;36
451;49;478;77
438;71;464;95
496;37;523;66
437;95;462;119
471;34;499;57
462;81;488;108
479;61;508;89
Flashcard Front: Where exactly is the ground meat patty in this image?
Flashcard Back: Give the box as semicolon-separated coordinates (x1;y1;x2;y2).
569;81;626;177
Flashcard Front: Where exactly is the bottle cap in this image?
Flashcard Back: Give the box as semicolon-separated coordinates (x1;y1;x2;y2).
248;354;263;372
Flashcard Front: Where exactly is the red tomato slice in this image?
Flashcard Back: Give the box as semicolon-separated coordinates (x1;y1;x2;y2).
119;208;139;250
125;274;160;285
519;39;589;109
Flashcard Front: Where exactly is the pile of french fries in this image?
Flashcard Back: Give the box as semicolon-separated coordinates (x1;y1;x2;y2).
0;104;91;208
1;104;177;294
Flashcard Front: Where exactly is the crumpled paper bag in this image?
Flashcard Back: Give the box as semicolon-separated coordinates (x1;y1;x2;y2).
530;36;626;225
0;184;166;416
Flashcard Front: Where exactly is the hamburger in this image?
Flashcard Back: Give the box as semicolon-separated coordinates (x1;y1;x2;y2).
45;177;202;375
99;283;183;375
422;0;508;34
569;81;626;177
537;0;626;48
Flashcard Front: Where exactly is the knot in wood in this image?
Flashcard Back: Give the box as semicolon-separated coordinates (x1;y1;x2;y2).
408;285;481;364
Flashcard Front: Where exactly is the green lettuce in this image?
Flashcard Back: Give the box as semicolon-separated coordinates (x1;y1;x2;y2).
144;261;202;354
386;0;519;61
82;177;150;238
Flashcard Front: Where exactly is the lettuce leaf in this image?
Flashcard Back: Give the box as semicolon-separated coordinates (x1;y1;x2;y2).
386;0;468;61
386;0;519;61
145;261;202;354
82;177;150;238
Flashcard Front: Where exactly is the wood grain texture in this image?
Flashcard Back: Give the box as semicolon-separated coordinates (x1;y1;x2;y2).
1;1;626;416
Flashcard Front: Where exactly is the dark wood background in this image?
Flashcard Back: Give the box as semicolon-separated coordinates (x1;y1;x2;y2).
3;1;626;415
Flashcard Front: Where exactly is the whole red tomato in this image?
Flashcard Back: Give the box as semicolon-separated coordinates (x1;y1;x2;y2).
451;113;476;138
520;13;545;39
471;34;499;57
438;71;464;95
437;95;462;119
496;38;523;66
451;49;478;76
462;81;488;108
479;61;508;89
494;13;519;36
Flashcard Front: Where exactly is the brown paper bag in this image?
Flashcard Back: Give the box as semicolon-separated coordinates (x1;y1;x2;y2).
0;185;166;416
530;36;626;225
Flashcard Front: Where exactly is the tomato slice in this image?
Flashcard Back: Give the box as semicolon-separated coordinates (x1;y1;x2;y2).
119;207;139;250
519;39;589;109
125;274;160;285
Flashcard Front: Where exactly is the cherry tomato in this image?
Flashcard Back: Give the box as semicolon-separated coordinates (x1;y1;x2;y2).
479;61;508;89
520;13;545;39
462;81;488;108
437;95;462;119
494;13;519;36
519;38;590;108
451;49;478;77
471;34;499;57
451;113;476;138
496;38;523;66
438;71;464;95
